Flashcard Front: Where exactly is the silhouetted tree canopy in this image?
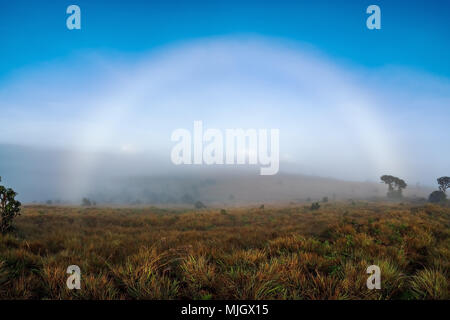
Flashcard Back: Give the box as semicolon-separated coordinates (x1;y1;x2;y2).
381;175;396;191
380;175;407;199
437;176;450;193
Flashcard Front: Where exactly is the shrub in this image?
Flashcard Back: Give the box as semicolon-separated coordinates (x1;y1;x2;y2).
428;191;447;203
82;198;92;206
310;202;320;210
194;201;206;209
0;177;21;234
409;269;449;299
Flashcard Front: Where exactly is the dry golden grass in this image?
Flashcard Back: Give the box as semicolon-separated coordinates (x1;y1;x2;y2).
0;202;448;299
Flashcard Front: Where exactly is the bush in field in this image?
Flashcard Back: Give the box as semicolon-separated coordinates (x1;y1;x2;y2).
428;176;449;203
428;191;446;203
194;201;206;209
380;175;407;199
310;202;320;210
82;197;92;206
0;177;21;233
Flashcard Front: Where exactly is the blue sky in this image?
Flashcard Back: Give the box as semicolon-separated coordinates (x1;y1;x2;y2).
0;0;449;187
0;0;449;79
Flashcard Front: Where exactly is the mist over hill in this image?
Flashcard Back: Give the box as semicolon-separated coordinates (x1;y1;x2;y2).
0;144;432;205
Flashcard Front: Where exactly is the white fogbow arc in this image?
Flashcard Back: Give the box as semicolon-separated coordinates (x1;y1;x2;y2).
64;37;402;199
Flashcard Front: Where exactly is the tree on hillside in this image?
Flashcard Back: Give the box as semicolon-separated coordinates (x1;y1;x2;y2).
381;175;396;192
0;177;21;233
380;175;407;199
396;178;407;195
437;176;450;193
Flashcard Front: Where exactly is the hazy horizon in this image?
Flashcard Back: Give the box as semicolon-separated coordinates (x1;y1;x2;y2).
0;143;436;204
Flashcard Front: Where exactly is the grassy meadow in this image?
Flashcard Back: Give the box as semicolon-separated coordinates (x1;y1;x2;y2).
0;202;448;300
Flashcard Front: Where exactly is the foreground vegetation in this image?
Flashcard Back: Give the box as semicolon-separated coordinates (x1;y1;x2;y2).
0;202;448;299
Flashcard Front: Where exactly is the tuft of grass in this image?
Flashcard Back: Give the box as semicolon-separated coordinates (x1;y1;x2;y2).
409;268;449;300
